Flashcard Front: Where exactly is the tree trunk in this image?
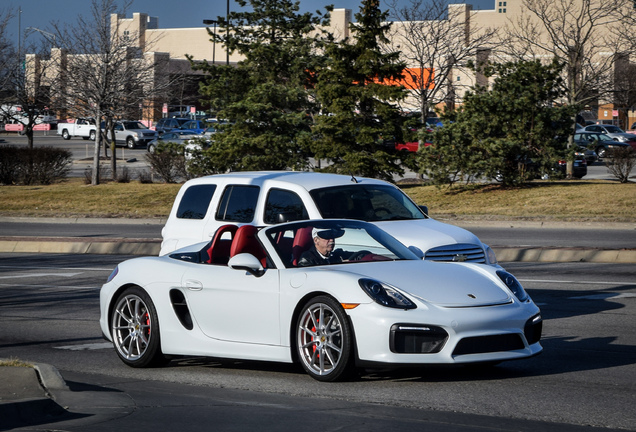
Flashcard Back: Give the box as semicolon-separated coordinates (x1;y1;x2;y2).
92;109;102;185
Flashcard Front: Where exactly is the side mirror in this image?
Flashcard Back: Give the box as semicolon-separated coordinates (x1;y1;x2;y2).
228;253;265;277
418;205;429;216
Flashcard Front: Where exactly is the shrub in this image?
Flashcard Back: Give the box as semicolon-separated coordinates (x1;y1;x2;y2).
605;147;636;183
0;145;72;185
145;142;189;183
137;169;153;184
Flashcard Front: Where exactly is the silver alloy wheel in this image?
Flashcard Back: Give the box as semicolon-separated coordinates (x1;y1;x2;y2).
297;301;344;378
112;293;152;361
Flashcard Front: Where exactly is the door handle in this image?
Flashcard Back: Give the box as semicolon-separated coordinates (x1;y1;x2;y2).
185;279;203;291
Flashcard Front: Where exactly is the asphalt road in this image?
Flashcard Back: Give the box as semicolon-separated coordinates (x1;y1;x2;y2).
0;253;634;431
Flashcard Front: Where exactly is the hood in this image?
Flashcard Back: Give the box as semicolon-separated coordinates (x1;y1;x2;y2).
373;219;482;254
334;260;511;307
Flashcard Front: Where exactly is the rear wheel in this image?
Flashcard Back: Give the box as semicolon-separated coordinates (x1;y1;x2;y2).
61;129;70;140
111;286;168;368
89;130;96;141
296;295;354;382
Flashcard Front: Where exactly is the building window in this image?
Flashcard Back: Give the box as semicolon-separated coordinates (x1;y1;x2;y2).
457;76;461;81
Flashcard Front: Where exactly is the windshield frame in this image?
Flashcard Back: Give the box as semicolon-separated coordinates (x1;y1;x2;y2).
263;219;420;269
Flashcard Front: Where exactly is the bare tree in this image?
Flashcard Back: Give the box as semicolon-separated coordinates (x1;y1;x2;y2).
49;0;164;184
0;9;57;149
500;0;636;175
385;0;497;124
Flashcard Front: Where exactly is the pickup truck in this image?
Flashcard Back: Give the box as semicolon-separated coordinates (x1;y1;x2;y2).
57;118;97;140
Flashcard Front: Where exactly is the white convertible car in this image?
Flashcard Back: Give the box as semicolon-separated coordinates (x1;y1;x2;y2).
100;220;543;381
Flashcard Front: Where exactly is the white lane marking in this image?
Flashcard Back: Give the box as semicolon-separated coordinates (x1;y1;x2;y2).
518;278;636;286
0;272;83;279
567;293;636;300
0;265;113;271
54;342;113;351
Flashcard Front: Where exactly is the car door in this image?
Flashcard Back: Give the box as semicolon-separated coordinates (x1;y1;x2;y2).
113;123;125;143
182;264;281;345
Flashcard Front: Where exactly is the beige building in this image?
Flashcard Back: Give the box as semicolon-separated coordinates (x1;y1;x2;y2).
27;1;636;127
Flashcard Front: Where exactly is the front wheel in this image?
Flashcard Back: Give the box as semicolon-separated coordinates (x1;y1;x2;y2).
296;295;354;382
89;130;96;141
126;137;136;148
111;286;168;368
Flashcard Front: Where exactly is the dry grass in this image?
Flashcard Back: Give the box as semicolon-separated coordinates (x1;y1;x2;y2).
0;178;634;222
402;180;636;222
0;178;180;218
0;358;32;367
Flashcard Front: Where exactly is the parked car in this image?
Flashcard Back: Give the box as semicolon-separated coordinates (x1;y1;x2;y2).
106;121;158;148
583;124;636;143
100;219;542;381
159;172;499;267
146;131;198;153
572;143;598;165
574;132;632;158
178;120;210;134
556;153;587;178
154;117;190;135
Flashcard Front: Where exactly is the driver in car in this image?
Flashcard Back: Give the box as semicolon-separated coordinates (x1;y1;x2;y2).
298;228;367;267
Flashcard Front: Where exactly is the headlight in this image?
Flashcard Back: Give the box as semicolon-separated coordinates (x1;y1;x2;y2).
485;244;497;265
359;278;417;309
496;270;529;302
106;266;119;283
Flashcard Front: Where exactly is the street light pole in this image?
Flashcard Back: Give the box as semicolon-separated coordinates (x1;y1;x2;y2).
226;0;230;65
25;27;58;47
202;20;217;64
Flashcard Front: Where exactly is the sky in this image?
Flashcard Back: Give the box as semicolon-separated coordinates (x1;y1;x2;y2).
4;0;495;43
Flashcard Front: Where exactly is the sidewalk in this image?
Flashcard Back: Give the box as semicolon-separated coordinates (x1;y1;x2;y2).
0;362;72;429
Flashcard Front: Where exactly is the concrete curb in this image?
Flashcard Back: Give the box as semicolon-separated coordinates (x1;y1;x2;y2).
493;247;636;263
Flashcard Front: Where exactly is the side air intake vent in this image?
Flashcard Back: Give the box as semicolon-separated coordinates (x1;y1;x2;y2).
170;289;193;330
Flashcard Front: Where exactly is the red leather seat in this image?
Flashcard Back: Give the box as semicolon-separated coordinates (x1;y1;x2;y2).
230;225;267;267
291;227;314;266
205;224;238;264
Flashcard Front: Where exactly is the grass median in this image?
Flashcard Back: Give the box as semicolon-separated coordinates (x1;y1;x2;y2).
0;178;634;223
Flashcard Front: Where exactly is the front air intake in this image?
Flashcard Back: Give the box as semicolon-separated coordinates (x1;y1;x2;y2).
390;324;448;354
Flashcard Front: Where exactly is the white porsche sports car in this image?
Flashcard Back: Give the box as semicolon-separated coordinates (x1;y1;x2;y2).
100;220;543;381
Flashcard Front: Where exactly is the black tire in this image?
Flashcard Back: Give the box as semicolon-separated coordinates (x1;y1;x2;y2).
89;130;96;141
61;129;70;140
147;144;156;154
111;286;168;368
296;295;354;382
126;137;136;148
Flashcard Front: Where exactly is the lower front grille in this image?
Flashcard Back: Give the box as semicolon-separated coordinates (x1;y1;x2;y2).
390;324;448;354
452;334;525;356
424;243;486;263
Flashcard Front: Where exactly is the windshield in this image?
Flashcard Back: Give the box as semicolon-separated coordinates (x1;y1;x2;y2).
604;126;623;133
265;220;419;268
309;184;426;222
